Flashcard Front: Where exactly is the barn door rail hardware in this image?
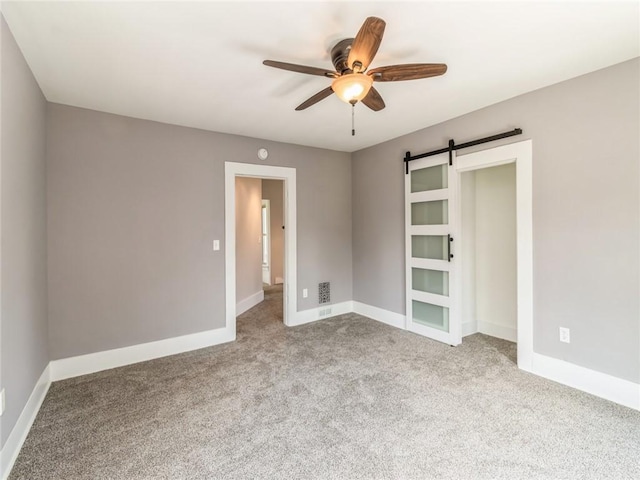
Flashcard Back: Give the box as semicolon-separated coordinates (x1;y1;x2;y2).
403;128;523;173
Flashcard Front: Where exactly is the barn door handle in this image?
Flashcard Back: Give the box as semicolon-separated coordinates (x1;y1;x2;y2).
448;235;454;261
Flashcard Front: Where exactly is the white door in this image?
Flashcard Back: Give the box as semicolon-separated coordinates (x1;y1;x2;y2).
405;152;460;346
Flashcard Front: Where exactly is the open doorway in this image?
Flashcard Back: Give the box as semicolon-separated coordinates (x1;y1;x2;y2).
235;178;285;321
459;164;517;361
224;162;297;338
454;140;533;370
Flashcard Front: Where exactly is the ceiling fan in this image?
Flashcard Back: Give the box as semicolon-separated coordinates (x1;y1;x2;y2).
263;17;447;112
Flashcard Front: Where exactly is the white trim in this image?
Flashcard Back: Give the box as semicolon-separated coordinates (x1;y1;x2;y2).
410;224;449;236
0;365;51;480
352;301;406;330
525;353;640;411
50;327;234;381
455;140;533;370
456;155;516;173
225;162;297;331
412;290;450;308
410;189;449;203
236;290;264;316
478;321;517;343
289;301;353;327
409;321;458;345
262;266;271;286
407;154;449;170
411;258;450;271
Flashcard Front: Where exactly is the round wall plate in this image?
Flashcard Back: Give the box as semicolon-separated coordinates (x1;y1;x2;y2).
258;148;269;160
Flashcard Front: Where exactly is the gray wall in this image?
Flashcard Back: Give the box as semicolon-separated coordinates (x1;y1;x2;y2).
262;180;284;285
0;16;49;448
235;177;262;303
46;104;352;360
352;58;639;383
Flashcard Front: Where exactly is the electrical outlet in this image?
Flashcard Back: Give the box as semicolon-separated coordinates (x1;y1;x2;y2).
0;388;5;417
302;288;308;298
559;327;571;344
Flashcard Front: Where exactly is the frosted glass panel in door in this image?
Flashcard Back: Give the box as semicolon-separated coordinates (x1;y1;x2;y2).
411;235;448;260
411;164;448;193
411;200;448;225
412;268;449;296
412;300;449;332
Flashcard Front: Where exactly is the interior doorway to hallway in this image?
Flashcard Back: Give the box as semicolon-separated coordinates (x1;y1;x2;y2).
235;177;284;318
225;162;297;338
233;177;285;319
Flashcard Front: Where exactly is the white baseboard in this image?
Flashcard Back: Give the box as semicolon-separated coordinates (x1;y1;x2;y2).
236;290;265;316
50;326;235;381
478;321;517;342
288;301;353;327
1;365;51;480
352;301;406;330
462;321;477;337
524;353;639;411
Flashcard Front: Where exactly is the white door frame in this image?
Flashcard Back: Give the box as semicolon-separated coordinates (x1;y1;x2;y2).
225;162;297;336
454;139;533;370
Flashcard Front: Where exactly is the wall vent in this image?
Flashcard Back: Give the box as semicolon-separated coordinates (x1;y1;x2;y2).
318;282;330;304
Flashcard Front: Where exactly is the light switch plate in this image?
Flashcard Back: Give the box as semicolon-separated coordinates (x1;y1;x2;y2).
302;288;308;298
559;327;571;344
0;388;5;417
213;240;220;251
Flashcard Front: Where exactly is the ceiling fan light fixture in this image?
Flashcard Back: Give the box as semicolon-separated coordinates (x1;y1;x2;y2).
331;73;373;104
263;16;447;112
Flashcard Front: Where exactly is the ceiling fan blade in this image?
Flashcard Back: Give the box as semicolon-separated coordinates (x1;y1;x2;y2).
263;60;338;78
361;87;385;111
295;86;334;111
368;63;448;82
347;17;386;73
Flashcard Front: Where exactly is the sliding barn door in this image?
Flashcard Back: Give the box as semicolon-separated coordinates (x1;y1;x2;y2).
405;152;460;346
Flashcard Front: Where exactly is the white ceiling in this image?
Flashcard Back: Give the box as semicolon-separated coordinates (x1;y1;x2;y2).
3;1;639;152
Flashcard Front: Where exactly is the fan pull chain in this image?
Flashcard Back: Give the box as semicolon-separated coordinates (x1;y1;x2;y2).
351;101;356;136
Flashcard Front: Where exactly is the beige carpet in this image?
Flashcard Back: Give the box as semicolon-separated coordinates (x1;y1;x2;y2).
9;285;640;479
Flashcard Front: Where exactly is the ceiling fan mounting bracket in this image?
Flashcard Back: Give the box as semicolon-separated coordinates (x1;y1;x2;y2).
330;38;354;74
